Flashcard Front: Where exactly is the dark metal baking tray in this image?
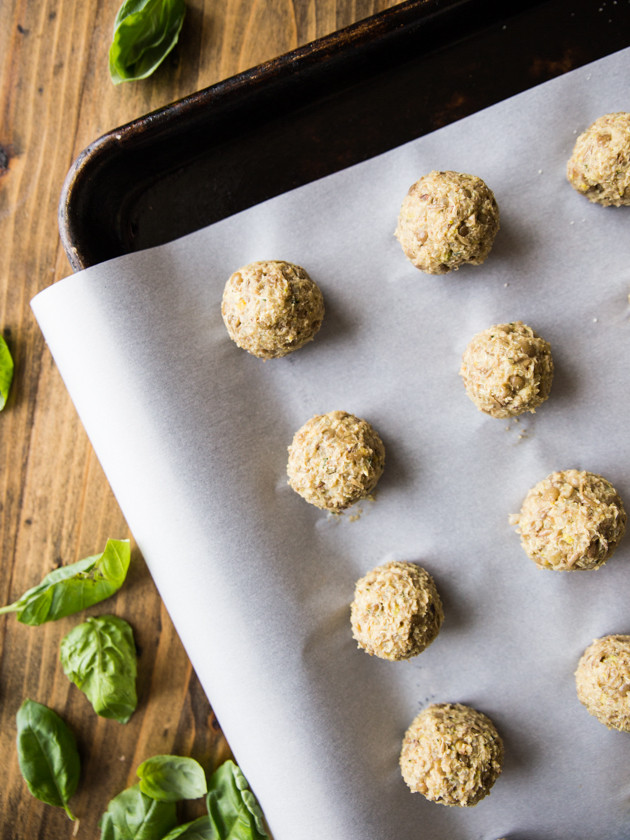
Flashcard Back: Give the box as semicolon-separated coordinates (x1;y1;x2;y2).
59;0;630;272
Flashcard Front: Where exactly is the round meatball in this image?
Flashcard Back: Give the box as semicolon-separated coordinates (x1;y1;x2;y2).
575;635;630;731
460;321;553;418
395;170;500;274
350;561;443;661
400;703;503;806
512;469;627;571
221;260;324;358
287;410;385;512
567;112;630;206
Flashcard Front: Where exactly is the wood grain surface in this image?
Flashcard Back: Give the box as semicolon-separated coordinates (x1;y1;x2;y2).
0;1;401;837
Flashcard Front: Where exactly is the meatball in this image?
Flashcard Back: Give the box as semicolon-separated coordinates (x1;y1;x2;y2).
395;170;500;274
575;635;630;731
460;321;553;418
287;410;385;512
567;112;630;206
512;469;627;571
400;703;503;806
350;561;443;661
221;260;324;358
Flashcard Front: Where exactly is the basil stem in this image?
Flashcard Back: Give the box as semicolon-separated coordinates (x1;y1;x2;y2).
0;333;13;409
16;699;81;820
60;615;138;723
206;760;269;840
109;0;187;85
0;538;130;625
137;755;207;802
100;784;177;840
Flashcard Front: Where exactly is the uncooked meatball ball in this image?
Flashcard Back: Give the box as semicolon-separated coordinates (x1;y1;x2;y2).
460;321;553;418
575;635;630;731
567;112;630;206
221;260;324;358
400;703;503;806
287;410;385;512
350;561;443;661
395;170;500;274
512;469;627;571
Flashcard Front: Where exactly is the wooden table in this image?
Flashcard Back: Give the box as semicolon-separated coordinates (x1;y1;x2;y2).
0;2;400;836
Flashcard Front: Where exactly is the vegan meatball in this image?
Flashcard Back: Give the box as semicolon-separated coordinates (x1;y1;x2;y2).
512;469;626;571
395;170;500;274
351;561;443;661
400;703;504;806
576;635;630;731
567;112;630;206
287;410;385;512
221;260;324;358
460;321;553;418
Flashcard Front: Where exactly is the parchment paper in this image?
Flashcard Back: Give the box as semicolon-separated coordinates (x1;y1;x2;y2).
32;48;630;840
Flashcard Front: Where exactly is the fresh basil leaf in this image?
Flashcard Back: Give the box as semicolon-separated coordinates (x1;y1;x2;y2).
16;699;80;820
206;761;268;840
137;755;207;802
0;334;14;410
160;816;213;839
100;784;177;840
109;0;186;85
0;538;131;625
60;615;138;723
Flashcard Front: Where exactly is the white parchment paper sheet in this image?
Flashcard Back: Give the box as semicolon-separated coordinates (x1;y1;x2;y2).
33;48;630;840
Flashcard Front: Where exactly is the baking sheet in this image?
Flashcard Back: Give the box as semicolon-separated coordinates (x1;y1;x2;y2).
33;47;630;840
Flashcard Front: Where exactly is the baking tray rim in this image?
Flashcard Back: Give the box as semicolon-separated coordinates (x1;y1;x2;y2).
58;0;549;272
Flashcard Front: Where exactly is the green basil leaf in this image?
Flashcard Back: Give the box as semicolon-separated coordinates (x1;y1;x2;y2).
60;615;138;723
137;755;207;802
0;334;14;410
206;761;268;840
109;0;186;85
160;816;213;839
100;784;177;840
0;538;131;625
16;699;80;820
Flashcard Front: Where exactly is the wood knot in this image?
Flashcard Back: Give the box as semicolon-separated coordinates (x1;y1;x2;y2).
0;145;9;176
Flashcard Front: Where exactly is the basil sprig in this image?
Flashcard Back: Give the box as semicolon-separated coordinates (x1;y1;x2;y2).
100;784;177;840
137;755;207;802
16;699;81;820
60;615;138;723
206;761;269;840
109;0;187;85
0;333;13;410
0;538;130;625
99;759;268;840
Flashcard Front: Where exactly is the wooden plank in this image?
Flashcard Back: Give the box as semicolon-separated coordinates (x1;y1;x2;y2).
0;1;402;836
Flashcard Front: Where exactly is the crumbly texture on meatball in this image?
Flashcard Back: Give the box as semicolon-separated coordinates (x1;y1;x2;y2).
512;469;627;571
350;561;443;661
460;321;554;419
567;112;630;206
221;260;324;359
400;703;503;807
395;170;500;275
287;410;385;512
575;635;630;732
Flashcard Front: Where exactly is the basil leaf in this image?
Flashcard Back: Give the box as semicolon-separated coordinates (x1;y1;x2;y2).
0;538;131;625
16;699;80;820
109;0;186;85
100;784;177;840
160;816;213;839
60;615;138;723
206;761;269;840
137;755;207;802
0;333;14;410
